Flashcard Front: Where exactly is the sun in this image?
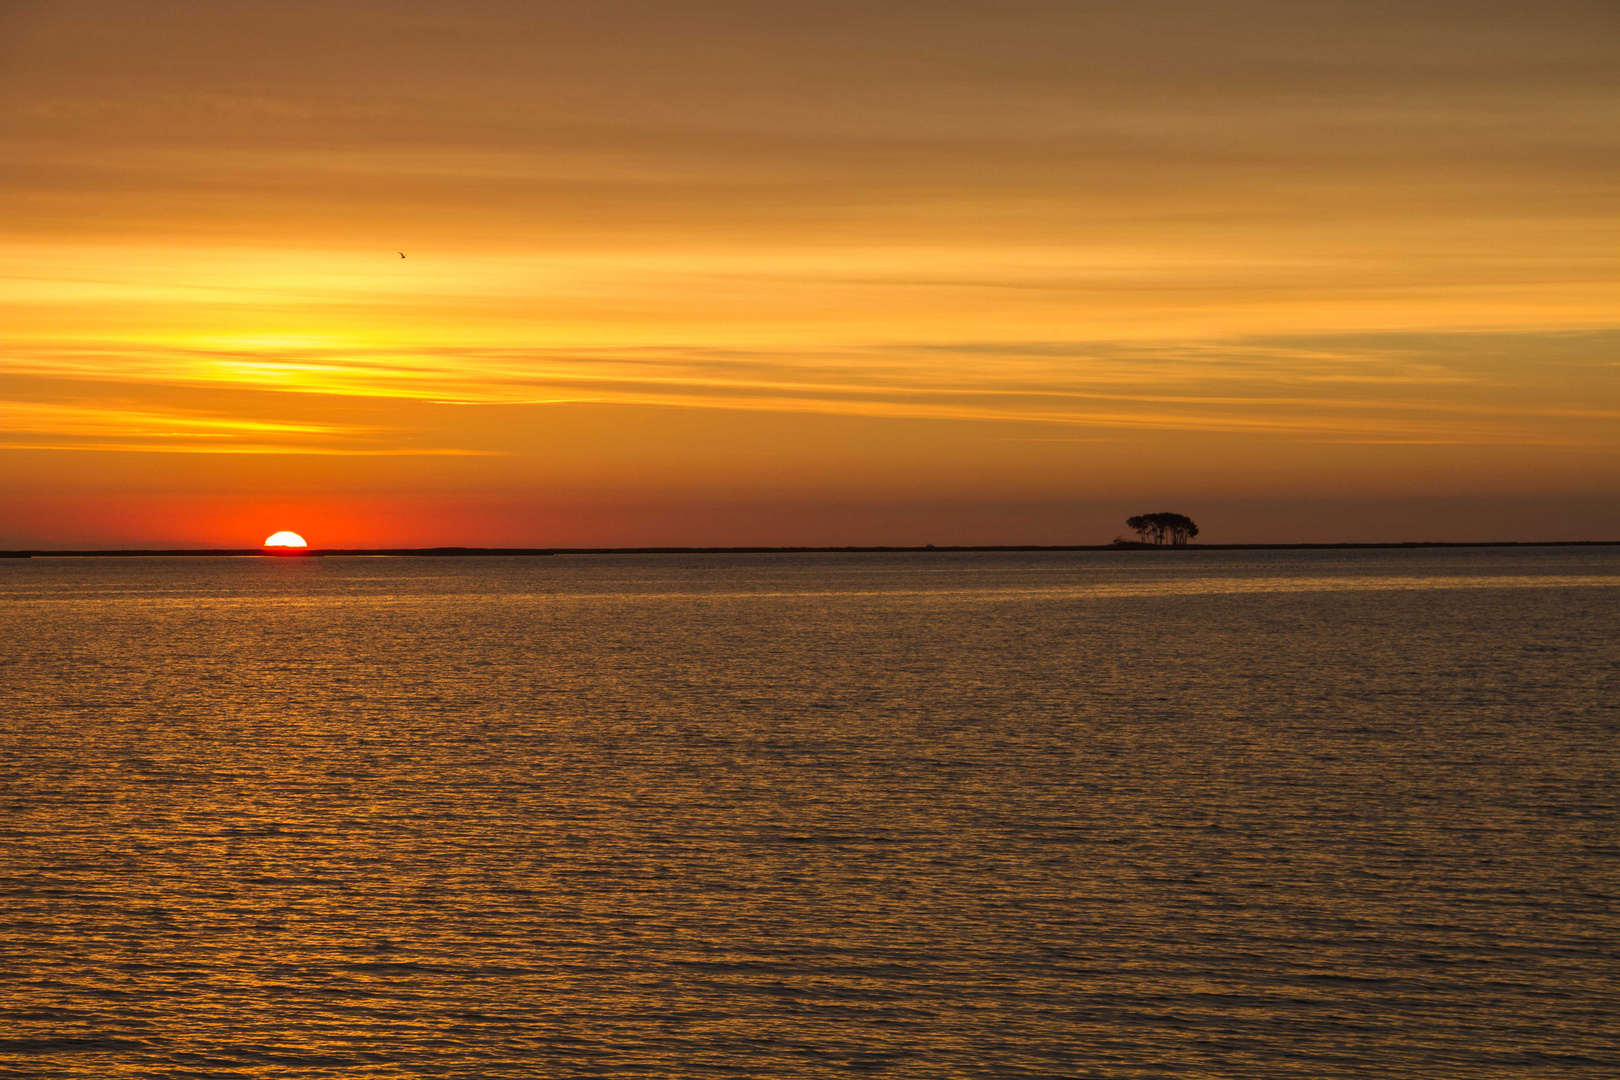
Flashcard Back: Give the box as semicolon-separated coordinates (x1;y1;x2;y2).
264;531;308;548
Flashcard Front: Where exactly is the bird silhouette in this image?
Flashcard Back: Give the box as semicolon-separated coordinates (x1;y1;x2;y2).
399;252;406;258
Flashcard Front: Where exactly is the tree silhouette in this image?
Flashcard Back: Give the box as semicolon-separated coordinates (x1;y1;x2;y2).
1125;512;1199;546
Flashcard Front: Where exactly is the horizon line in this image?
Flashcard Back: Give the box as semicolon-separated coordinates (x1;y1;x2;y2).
4;540;1620;559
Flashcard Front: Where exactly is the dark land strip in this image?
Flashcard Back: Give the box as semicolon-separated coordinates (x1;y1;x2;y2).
3;541;1618;558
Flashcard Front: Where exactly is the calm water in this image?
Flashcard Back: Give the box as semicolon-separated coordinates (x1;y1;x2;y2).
2;548;1617;1078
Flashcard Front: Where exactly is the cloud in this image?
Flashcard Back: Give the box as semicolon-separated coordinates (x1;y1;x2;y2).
4;329;1615;453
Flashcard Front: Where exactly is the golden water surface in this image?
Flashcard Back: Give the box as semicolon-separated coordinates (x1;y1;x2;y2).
2;549;1617;1077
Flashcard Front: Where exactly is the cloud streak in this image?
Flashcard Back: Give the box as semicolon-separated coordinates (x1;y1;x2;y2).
5;330;1616;453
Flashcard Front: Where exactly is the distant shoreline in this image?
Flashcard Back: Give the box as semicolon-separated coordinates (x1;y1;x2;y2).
2;541;1618;559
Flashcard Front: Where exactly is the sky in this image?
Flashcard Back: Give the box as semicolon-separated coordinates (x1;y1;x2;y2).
3;0;1618;547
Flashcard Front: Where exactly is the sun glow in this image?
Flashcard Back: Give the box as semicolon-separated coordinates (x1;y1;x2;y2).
264;531;308;548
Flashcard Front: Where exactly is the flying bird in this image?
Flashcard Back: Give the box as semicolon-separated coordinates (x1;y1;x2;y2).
399;252;406;258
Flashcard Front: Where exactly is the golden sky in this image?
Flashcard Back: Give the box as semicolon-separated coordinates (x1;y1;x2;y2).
3;1;1618;545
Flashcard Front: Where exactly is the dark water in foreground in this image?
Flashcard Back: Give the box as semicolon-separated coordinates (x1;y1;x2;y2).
1;549;1617;1078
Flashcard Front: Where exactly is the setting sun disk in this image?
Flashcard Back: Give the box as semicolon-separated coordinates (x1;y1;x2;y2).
264;531;308;548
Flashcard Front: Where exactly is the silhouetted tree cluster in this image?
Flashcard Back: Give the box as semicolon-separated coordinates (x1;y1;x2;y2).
1126;512;1200;546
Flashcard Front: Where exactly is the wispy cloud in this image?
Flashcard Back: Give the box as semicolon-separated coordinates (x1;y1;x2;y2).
4;329;1616;452
0;396;494;455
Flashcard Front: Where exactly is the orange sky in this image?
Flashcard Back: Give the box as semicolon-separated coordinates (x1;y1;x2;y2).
3;1;1618;546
